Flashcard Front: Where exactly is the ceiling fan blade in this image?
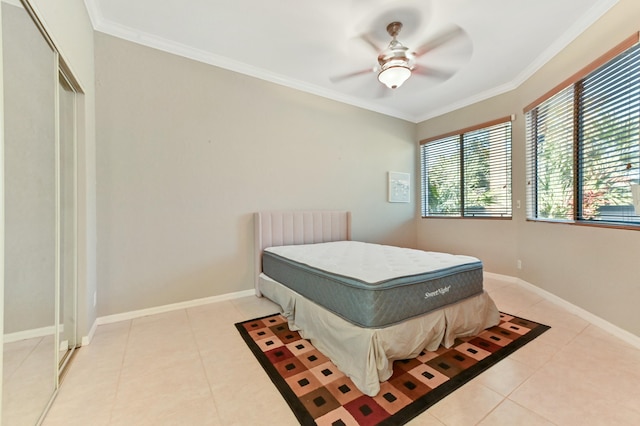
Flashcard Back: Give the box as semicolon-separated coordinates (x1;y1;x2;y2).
414;25;465;58
412;65;455;80
329;68;376;83
358;32;384;53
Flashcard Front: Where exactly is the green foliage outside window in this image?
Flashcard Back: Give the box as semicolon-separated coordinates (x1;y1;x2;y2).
528;42;640;224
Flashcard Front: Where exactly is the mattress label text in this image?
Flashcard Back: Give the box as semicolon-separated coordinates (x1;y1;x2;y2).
424;285;452;299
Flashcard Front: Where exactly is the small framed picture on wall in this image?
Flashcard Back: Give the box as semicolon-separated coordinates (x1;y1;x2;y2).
388;171;410;203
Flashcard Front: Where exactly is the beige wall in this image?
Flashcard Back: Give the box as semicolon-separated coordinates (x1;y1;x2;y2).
417;0;640;337
416;91;520;276
95;33;417;316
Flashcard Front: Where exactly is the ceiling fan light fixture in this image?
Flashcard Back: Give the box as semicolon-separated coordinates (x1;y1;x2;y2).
378;63;411;89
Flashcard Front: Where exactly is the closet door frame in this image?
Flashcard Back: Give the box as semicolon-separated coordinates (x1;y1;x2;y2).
1;0;84;423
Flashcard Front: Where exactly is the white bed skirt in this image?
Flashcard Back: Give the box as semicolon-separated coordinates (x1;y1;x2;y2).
258;273;500;396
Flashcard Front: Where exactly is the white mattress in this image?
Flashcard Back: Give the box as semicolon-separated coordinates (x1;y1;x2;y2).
265;241;480;284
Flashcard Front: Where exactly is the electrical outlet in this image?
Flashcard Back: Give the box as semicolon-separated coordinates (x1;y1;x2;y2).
517;260;522;270
93;291;97;307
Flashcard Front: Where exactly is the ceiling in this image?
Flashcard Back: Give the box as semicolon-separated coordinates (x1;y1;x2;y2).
84;0;619;123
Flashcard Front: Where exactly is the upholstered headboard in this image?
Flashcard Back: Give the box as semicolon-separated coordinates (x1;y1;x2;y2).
253;210;352;296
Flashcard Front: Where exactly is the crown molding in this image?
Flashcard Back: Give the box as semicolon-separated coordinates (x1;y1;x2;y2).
84;0;620;124
511;0;620;91
85;1;417;122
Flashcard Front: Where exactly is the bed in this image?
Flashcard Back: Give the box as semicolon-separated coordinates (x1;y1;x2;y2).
254;210;500;396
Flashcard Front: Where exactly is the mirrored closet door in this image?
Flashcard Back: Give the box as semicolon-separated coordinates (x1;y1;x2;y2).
58;72;78;374
2;0;79;424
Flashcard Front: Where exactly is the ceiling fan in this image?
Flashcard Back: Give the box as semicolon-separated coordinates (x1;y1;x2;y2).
332;21;466;90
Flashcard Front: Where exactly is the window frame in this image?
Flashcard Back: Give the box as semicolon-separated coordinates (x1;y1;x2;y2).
420;116;513;219
524;32;640;230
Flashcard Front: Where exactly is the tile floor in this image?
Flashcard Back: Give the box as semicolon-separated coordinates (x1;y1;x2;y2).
42;277;640;425
3;336;57;425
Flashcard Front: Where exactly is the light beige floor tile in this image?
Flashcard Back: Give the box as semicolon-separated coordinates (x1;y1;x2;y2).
128;314;192;343
428;382;504;426
532;323;582;349
124;312;197;350
191;330;237;356
487;285;544;315
479;399;555;425
191;324;247;353
3;336;57;426
40;337;122;425
118;356;211;401
56;359;120;401
42;381;115;426
568;324;640;369
548;335;640;416
406;411;447;425
201;350;267;393
187;300;246;335
73;329;130;376
482;276;512;293
92;319;132;341
210;377;298;426
110;395;221;426
121;338;201;381
507;338;559;370
111;358;214;424
38;280;640;426
473;357;537;396
510;358;640;425
3;383;55;426
231;294;281;319
130;309;190;329
198;336;257;370
2;337;43;380
517;299;590;333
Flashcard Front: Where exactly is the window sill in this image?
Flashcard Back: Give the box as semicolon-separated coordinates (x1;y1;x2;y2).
421;216;512;220
525;218;640;231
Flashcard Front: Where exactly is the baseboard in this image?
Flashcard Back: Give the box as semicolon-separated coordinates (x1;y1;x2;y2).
4;291;255;346
3;325;55;343
483;271;519;284
81;319;98;346
87;275;640;351
96;289;255;326
485;271;640;350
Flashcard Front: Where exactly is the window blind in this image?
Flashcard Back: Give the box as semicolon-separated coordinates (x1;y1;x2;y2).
421;119;512;218
421;135;461;216
464;122;512;217
525;87;575;220
526;34;640;226
578;42;640;223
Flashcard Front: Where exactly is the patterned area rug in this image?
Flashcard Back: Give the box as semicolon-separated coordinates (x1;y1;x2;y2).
235;312;549;426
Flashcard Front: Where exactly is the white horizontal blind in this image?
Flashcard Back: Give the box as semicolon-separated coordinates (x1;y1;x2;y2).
463;122;512;217
578;42;640;224
526;37;640;226
421;135;461;216
526;87;575;221
421;119;512;218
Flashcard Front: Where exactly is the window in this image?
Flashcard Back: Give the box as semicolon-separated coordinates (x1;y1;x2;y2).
420;118;512;218
526;33;640;226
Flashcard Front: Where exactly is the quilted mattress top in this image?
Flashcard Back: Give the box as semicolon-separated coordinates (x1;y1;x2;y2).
264;241;481;285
